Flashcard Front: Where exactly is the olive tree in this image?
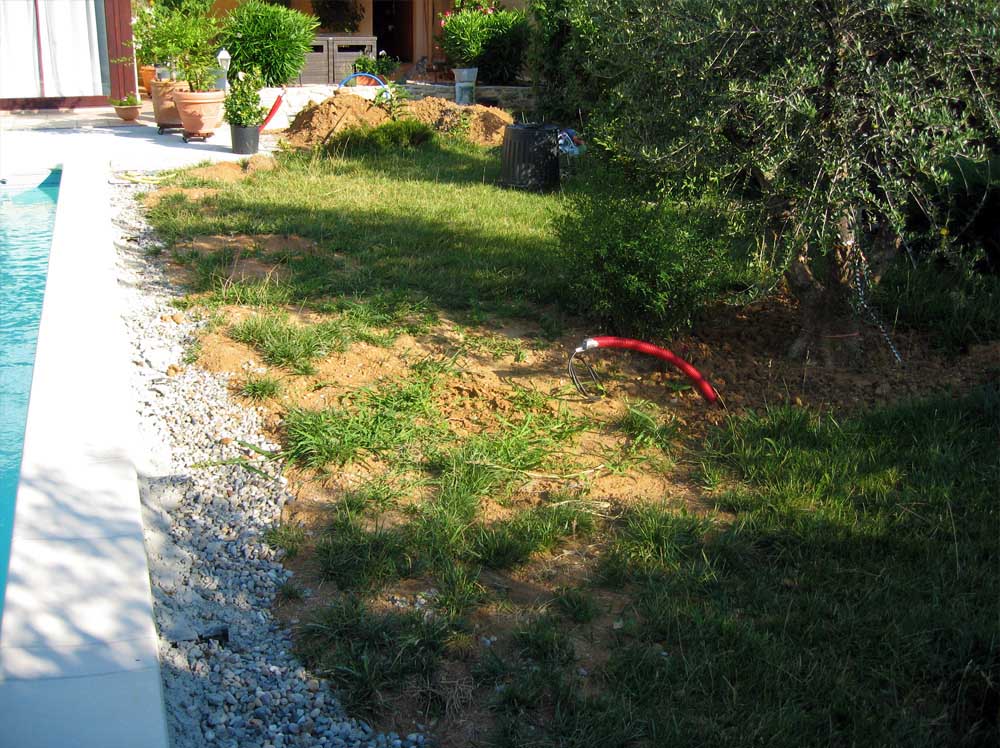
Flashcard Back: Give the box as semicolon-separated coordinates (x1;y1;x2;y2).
578;0;1000;360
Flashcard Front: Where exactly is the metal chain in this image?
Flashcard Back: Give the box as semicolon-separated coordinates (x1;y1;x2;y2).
851;247;904;366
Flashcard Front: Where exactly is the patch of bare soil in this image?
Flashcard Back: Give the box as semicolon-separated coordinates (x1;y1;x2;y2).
176;233;317;260
144;186;219;209
245;154;277;174
161;233;319;289
188;287;997;746
144;156;277;209
284;94;514;149
187;161;248;183
186;155;278;184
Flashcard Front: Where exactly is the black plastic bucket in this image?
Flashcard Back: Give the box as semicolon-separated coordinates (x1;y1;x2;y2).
231;124;260;155
500;124;560;192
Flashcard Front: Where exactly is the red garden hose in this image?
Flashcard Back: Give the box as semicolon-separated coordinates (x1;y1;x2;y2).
259;90;284;132
569;336;719;405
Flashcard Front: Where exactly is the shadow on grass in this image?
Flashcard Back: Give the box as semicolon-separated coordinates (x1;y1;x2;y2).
149;143;567;316
487;389;1000;747
321;139;506;187
615;387;1000;746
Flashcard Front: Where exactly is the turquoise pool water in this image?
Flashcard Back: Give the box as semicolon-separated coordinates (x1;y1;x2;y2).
0;172;60;622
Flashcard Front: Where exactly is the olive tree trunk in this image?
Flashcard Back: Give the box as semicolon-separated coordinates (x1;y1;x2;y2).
785;215;861;365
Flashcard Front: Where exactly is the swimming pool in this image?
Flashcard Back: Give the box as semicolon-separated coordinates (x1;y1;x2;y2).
0;170;60;621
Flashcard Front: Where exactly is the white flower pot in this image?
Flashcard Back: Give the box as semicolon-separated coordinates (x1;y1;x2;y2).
453;67;478;106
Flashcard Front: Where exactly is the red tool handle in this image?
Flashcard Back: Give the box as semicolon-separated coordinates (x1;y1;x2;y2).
259;93;284;132
589;336;719;404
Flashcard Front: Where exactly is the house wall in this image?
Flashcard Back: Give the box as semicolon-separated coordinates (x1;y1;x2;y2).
212;0;374;36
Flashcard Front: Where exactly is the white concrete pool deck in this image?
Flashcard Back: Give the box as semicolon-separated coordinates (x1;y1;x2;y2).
0;117;275;746
0;107;276;174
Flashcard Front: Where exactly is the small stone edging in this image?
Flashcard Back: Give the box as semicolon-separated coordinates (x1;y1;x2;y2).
111;178;427;748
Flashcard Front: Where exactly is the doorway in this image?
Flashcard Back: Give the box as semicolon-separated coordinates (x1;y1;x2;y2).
372;0;414;64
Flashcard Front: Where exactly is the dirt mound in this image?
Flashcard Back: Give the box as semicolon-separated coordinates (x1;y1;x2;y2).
284;91;390;149
404;97;513;146
466;106;513;146
284;93;514;149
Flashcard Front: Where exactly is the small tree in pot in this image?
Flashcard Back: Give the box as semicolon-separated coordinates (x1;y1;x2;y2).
132;0;201;129
170;6;225;141
224;68;268;154
128;0;157;93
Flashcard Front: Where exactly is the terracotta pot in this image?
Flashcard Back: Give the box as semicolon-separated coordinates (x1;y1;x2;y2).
173;89;226;139
150;79;189;129
139;65;156;95
113;105;142;122
355;73;383;86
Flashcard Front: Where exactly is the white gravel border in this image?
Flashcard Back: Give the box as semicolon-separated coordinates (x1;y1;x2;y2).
111;177;428;748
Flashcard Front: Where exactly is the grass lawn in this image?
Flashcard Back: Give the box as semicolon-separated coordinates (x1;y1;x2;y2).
146;138;1000;747
149;139;567;320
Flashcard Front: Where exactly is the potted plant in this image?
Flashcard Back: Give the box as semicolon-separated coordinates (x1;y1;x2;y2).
439;0;528;101
169;6;225;141
439;6;486;104
129;0;157;94
110;92;143;121
132;0;198;131
352;51;400;86
224;68;267;154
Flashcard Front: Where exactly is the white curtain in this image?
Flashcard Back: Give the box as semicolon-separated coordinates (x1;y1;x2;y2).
0;0;104;99
37;0;104;97
0;0;42;98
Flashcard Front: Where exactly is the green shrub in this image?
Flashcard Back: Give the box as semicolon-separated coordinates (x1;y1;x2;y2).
439;6;529;85
541;0;1000;350
222;0;319;87
131;0;216;71
110;92;141;107
874;260;1000;352
527;0;597;121
352;52;399;79
326;120;436;155
557;167;735;336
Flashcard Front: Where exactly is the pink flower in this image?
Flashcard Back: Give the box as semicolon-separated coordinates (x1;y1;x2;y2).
484;6;494;13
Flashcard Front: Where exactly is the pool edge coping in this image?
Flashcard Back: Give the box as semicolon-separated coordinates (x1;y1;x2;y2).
0;157;169;747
